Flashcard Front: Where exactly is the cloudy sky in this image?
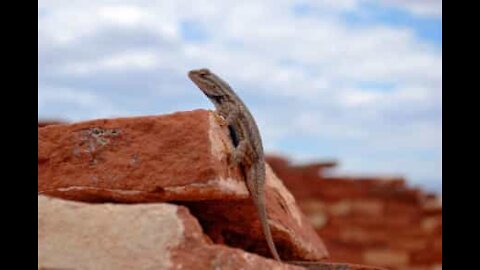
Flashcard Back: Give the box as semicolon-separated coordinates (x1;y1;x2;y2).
38;0;442;193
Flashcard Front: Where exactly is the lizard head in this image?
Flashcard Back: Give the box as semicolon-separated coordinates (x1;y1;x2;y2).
188;68;228;101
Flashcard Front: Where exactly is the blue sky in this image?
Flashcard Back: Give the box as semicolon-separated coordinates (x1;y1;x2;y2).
38;0;442;194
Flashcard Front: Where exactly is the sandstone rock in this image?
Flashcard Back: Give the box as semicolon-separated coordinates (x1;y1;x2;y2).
410;248;442;265
363;249;409;268
38;109;328;261
38;195;302;270
184;164;328;260
350;199;384;216
39;110;242;202
265;155;442;270
288;261;387;270
421;216;442;233
320;240;364;264
38;120;64;127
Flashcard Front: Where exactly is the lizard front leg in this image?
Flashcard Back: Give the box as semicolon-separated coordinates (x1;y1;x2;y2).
231;139;250;167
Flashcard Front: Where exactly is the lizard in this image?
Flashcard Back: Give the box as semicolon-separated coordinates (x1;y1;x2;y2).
188;68;282;261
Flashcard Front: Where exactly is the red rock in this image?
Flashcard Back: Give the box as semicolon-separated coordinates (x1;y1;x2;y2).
363;249;409;268
349;199;384;216
38;109;328;261
299;202;329;229
39;110;239;202
421;216;442;233
38;120;64;127
326;214;415;230
384;201;422;217
325;200;352;217
266;155;442;269
320;240;365;264
336;227;388;247
288;261;387;270
266;155;291;170
410;247;442;265
396;266;437;270
265;156;337;178
389;237;429;252
38;195;301;270
184;164;329;261
432;237;442;251
291;161;338;179
422;195;442;214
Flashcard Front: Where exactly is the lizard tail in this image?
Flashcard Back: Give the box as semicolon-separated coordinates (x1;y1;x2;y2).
249;165;282;261
257;195;282;261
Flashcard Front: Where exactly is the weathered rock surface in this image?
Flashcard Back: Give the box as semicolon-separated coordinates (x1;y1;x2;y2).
38;120;64;127
266;155;442;270
38;109;328;261
184;164;327;260
39;110;241;202
38;195;302;270
288;261;387;270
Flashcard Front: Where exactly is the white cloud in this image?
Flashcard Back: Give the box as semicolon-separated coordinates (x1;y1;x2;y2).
39;87;100;108
381;0;442;18
38;86;129;121
98;5;146;26
59;51;159;75
341;90;383;107
305;0;442;18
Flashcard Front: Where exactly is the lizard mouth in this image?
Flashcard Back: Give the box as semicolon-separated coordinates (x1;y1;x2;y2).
205;93;224;103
